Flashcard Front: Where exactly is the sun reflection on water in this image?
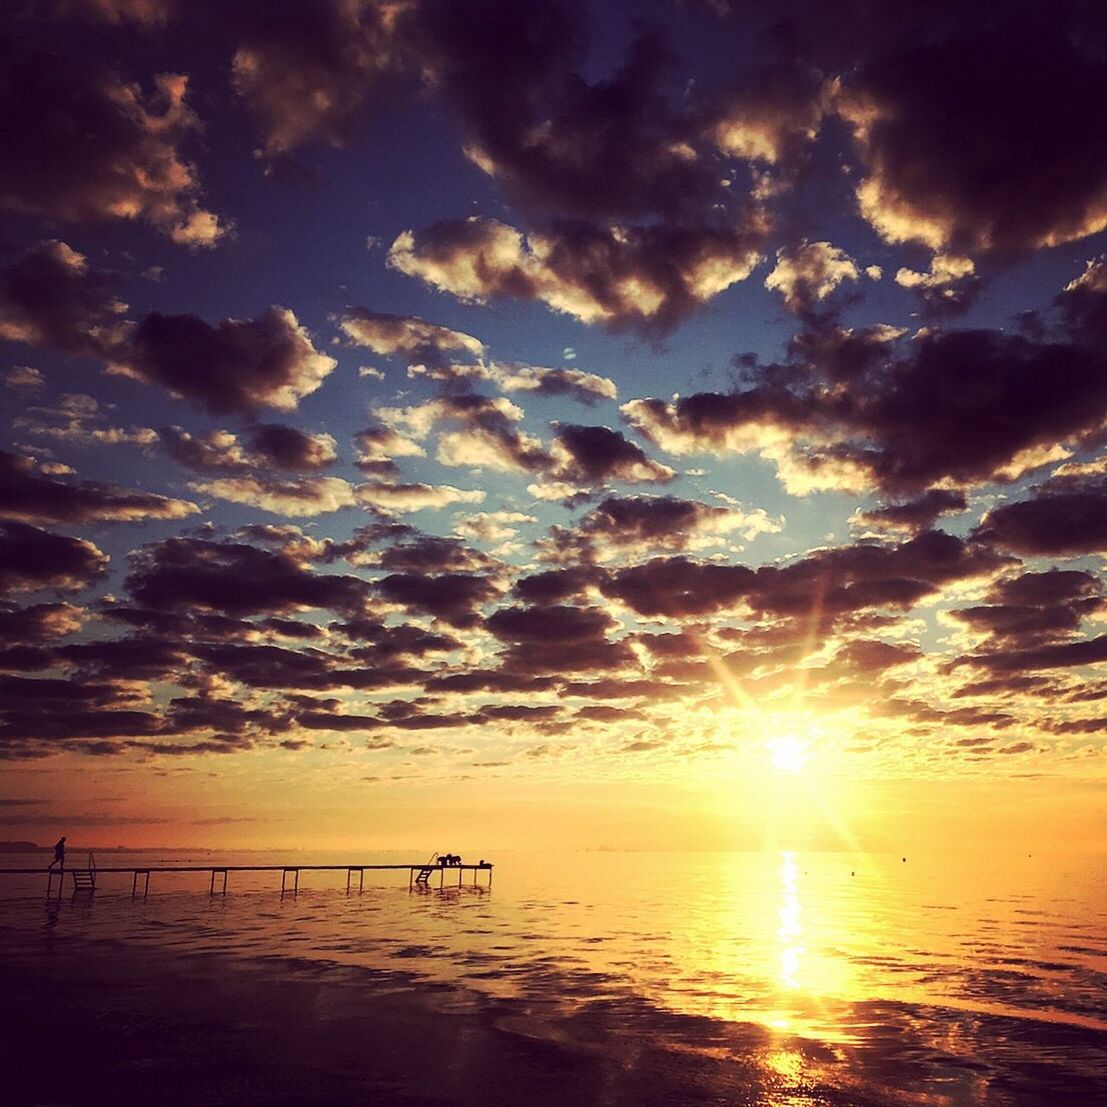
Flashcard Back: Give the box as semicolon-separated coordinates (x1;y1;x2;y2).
777;851;804;993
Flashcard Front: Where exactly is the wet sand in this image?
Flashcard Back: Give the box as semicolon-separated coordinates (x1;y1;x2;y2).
3;926;1105;1106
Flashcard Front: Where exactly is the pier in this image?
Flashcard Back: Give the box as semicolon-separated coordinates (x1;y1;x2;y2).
0;855;493;899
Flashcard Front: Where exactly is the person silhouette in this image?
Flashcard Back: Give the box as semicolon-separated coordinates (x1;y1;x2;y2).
47;836;66;871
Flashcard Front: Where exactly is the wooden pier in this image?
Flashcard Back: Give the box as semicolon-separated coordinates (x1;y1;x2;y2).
0;857;493;899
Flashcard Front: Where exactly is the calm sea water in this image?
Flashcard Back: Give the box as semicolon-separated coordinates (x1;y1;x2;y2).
2;849;1106;1103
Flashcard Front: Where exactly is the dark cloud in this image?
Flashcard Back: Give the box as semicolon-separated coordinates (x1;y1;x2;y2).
424;670;559;695
949;569;1103;650
377;572;499;628
0;240;125;357
601;558;755;618
426;393;553;474
0;603;85;644
603;531;1009;620
53;1;176;28
125;536;370;616
228;0;398;154
0;522;107;597
0;673;162;757
955;634;1107;674
838;24;1107;255
0;449;198;525
0;36;224;244
373;535;497;575
974;482;1107;555
552;494;772;558
406;4;721;223
245;425;338;471
550;424;675;487
854;490;968;534
488;362;616;406
514;566;601;605
115;307;336;414
498;635;637;676
486;604;616;644
159;425;334;476
624;321;1107;495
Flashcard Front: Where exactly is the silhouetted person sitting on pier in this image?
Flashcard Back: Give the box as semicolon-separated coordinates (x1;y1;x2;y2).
47;836;65;871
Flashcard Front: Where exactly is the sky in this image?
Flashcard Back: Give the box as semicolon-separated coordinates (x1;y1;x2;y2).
2;0;1107;853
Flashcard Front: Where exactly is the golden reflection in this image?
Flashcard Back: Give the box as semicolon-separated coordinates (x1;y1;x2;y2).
777;851;804;992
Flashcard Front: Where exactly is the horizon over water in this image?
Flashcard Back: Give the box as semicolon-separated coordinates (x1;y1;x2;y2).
2;847;1105;1104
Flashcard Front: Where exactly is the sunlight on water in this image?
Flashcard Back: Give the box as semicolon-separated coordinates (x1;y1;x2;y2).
2;848;1106;1102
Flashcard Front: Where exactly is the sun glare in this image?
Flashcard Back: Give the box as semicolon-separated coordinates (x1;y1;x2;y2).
768;735;808;774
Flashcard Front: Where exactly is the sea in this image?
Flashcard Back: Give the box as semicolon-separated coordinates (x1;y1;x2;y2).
1;848;1105;1105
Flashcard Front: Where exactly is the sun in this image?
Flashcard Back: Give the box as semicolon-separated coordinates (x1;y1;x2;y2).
768;734;808;774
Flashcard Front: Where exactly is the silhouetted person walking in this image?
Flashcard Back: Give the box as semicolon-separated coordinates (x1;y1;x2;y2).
47;836;65;872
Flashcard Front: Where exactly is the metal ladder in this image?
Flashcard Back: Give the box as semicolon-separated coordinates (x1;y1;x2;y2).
413;852;438;886
69;852;96;894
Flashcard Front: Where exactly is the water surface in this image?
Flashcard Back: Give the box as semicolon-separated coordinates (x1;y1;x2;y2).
2;849;1105;1104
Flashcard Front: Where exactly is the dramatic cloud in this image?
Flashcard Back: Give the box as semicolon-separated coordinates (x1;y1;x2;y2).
548;425;675;487
15;393;156;448
710;63;830;171
404;1;723;223
229;0;399;154
853;490;968;534
894;255;979;315
0;42;225;244
0;241;126;357
389;216;764;332
0;523;107;596
355;481;485;513
0;450;198;525
0;603;86;643
245;425;337;471
112;307;336;413
125;536;370;616
5;0;1107;798
974;481;1107;556
377;571;500;628
488;363;616;406
948;569;1102;645
381;394;551;476
838;26;1107;254
339;308;484;367
624;315;1107;494
550;494;781;560
764;241;860;316
189;476;355;517
1;366;44;392
602;531;1008;620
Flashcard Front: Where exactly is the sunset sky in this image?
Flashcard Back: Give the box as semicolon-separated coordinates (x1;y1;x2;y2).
2;0;1107;852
